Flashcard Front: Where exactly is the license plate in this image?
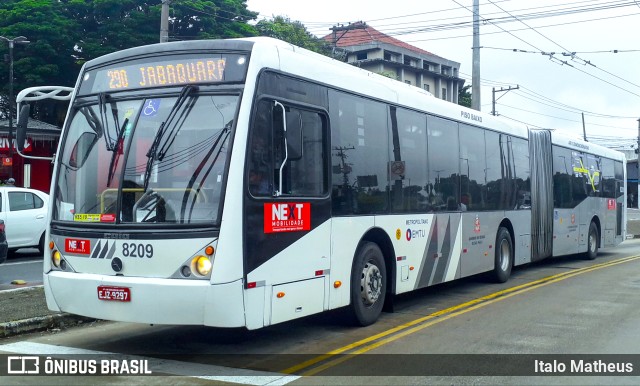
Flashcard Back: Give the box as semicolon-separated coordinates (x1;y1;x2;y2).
97;286;131;302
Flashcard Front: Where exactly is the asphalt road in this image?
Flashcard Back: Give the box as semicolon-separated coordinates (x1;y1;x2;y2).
0;249;43;290
2;239;640;385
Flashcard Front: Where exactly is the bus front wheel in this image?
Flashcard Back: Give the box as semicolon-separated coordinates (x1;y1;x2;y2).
349;242;386;326
492;227;513;283
584;221;599;260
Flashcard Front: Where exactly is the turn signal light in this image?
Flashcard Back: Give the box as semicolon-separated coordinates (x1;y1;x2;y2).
205;245;215;256
49;241;54;250
276;292;285;298
334;281;342;288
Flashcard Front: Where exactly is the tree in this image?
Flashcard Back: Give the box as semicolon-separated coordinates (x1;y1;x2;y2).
255;16;331;56
0;0;259;125
64;0;258;63
0;0;80;122
458;85;472;108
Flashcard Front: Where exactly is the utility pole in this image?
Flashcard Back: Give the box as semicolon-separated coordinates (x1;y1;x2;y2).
330;21;367;47
491;85;519;116
626;119;640;208
581;113;587;141
471;0;481;111
160;0;171;43
0;35;29;178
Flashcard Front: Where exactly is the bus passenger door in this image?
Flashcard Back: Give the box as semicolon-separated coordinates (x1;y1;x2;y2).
243;99;332;327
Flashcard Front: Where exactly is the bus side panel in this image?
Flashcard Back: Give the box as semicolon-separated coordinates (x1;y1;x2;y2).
329;217;376;309
552;208;581;256
507;209;532;266
553;197;610;257
245;219;332;327
375;214;466;295
459;212;503;278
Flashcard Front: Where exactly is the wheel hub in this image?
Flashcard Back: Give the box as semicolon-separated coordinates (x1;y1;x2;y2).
361;262;382;306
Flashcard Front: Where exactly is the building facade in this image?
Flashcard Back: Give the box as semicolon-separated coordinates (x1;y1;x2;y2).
0;118;59;193
325;23;465;103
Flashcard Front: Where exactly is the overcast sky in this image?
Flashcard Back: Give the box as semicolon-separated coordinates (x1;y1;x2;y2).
246;0;640;150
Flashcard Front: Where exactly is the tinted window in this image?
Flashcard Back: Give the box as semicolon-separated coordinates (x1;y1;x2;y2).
553;146;573;208
511;136;531;209
601;158;616;199
427;115;459;211
9;192;38;211
586;153;602;197
459;124;486;211
248;100;274;196
485;131;510;210
389;107;428;212
248;100;328;197
330;90;389;215
571;152;589;204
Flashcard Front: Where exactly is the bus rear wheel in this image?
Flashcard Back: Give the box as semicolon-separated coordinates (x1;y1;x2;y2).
492;227;513;283
349;241;386;326
584;221;599;260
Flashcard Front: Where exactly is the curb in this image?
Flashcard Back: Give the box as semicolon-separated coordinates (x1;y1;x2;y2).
0;314;97;338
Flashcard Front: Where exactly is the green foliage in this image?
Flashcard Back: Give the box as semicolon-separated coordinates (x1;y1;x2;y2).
458;85;472;108
255;16;332;56
0;0;258;125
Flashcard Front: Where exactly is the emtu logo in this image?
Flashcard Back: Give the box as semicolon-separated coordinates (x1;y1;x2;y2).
264;203;311;234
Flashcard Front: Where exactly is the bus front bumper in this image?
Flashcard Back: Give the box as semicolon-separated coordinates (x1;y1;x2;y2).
44;272;246;327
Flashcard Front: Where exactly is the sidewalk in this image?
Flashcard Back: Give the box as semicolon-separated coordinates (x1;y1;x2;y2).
0;286;95;338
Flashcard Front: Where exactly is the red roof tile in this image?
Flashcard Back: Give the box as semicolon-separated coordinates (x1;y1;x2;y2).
323;22;438;58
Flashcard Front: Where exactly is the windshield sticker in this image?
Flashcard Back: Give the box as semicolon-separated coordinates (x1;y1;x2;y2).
100;214;116;222
73;213;117;222
142;99;161;117
74;214;101;222
264;202;311;233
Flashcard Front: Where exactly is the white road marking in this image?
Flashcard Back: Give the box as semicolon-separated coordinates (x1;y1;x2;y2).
2;260;43;266
0;341;300;385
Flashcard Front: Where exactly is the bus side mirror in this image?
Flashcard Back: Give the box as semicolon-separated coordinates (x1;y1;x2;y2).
285;109;303;161
16;104;30;152
69;131;98;169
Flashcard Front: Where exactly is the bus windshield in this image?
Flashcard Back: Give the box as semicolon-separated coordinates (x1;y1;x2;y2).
53;91;237;225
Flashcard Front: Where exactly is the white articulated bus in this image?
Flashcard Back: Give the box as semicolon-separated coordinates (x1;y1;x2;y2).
16;37;625;329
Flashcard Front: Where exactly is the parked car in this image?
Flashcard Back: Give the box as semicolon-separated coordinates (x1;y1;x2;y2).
0;187;49;254
0;220;7;264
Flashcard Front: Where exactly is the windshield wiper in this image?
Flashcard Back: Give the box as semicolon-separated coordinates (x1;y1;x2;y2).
143;85;197;191
106;118;129;187
180;121;232;222
98;93;120;151
156;85;198;160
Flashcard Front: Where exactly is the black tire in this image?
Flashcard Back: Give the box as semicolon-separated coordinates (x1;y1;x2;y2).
38;233;45;254
584;221;599;260
348;242;386;326
492;227;513;283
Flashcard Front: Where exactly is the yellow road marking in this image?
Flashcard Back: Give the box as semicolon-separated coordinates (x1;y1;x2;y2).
283;254;640;376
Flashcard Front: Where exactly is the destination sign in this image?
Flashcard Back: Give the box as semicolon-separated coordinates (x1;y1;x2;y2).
80;53;247;94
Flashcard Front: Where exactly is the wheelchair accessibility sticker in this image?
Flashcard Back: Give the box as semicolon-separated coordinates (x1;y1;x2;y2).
142;99;161;117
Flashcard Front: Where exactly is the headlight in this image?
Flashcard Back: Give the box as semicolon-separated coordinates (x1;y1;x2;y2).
191;255;212;276
52;250;62;268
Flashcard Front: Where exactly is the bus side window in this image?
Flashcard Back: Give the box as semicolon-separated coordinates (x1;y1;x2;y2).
248;101;274;196
273;104;327;197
